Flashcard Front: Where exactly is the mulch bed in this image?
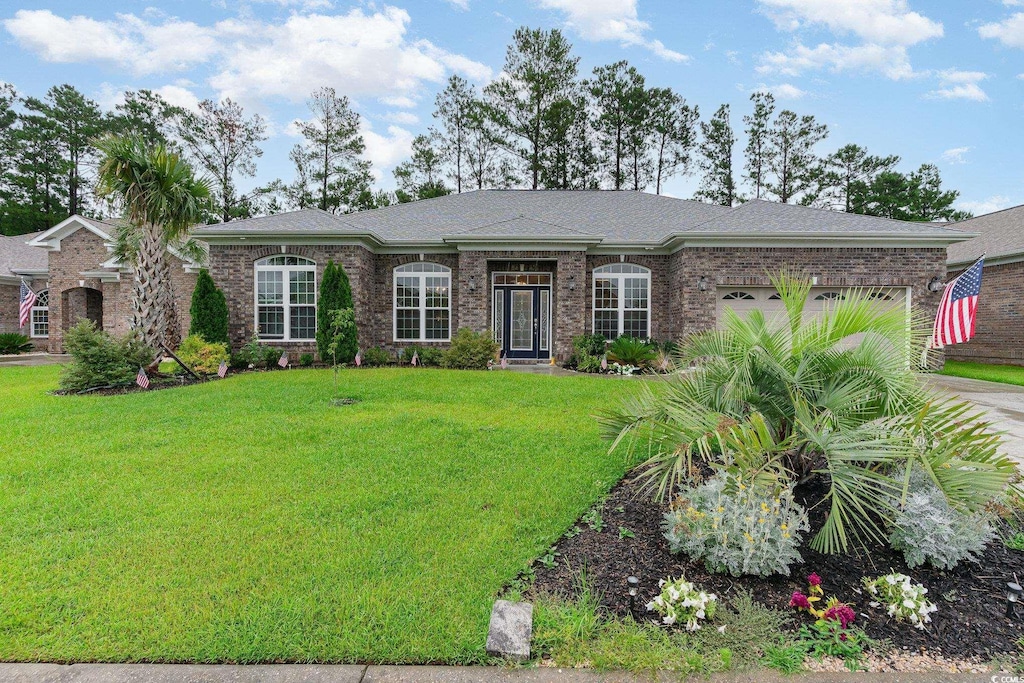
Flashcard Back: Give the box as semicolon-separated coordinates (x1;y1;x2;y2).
530;474;1024;660
52;375;208;396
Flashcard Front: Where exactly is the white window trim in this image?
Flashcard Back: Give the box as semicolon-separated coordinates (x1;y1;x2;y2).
253;256;317;342
30;289;48;339
393;263;452;343
592;264;651;339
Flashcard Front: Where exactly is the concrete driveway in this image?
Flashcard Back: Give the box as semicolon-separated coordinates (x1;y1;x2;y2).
924;374;1024;468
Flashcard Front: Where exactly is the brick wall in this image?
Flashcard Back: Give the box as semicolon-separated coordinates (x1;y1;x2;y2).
0;277;48;350
946;260;1024;366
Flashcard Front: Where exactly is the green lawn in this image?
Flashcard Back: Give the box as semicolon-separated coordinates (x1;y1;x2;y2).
939;360;1024;387
0;366;625;663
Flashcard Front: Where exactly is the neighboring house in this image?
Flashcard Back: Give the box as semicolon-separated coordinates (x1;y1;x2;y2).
192;190;964;361
946;205;1024;366
0;215;200;353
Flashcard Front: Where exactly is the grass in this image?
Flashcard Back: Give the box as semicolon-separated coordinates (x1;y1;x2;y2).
940;360;1024;388
0;365;626;663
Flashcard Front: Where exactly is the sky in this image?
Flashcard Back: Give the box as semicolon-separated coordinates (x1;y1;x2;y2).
1;0;1022;215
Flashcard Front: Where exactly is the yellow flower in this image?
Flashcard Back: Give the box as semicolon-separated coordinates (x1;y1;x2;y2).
758;518;766;524
780;524;788;531
744;533;754;542
782;532;790;538
739;483;747;490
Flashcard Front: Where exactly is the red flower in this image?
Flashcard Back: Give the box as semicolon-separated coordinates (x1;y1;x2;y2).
789;591;810;610
823;604;856;629
807;573;822;587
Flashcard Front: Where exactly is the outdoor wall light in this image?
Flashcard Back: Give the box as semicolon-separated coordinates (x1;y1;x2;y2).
627;576;640;613
697;276;708;292
1007;582;1022;618
927;276;944;293
468;275;476;292
568;274;576;291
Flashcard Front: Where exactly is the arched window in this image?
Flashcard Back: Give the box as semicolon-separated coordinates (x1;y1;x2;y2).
768;293;782;300
814;291;844;301
30;288;49;338
394;263;451;341
593;263;650;339
867;291;893;301
254;255;316;341
721;291;756;300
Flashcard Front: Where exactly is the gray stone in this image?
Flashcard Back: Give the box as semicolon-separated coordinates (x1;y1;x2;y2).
484;600;533;660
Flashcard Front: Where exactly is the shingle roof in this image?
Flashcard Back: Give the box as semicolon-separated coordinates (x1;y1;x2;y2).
0;232;46;278
947;204;1024;265
192;190;971;245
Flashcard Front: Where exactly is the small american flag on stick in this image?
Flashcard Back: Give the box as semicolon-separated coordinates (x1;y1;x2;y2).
18;280;36;329
354;350;362;367
136;367;150;389
217;360;228;378
411;351;419;367
500;354;507;370
929;257;984;349
600;355;608;371
278;352;289;368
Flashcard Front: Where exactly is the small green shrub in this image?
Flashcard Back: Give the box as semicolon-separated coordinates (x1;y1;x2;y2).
361;347;392;367
573;333;607;357
576;353;603;373
606;336;656;368
889;469;996;570
798;621;873;671
419;347;443;367
664;471;810;577
0;332;33;355
299;353;314;367
59;321;155;392
441;328;498;370
188;269;229;346
175;334;229;375
262;345;285;369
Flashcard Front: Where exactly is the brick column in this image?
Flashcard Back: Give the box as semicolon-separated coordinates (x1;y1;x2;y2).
555;252;585;360
457;251;488;334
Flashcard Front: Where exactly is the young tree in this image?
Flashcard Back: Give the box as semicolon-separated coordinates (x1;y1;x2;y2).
743;91;775;200
648;87;698;195
765;109;828;204
820;144;900;212
316;260;355;362
176;98;267;223
189;269;230;345
589;61;646;190
433;75;474;193
289;87;372;213
394;133;450;202
484;27;580;189
113;90;183;148
694;104;737;206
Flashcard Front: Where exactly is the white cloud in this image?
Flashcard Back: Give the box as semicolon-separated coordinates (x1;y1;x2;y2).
361;122;415;175
379;95;418;109
534;0;689;62
383;111;420;125
979;13;1024;49
446;0;470;10
927;70;989;102
154;84;201;111
755;82;807;99
725;50;742;66
956;195;1012;216
940;146;971;164
754;0;941;80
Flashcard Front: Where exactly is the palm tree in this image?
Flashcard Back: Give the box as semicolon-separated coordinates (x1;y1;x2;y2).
95;135;211;350
600;274;1014;555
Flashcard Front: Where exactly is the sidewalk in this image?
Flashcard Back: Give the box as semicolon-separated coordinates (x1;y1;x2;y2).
0;664;994;683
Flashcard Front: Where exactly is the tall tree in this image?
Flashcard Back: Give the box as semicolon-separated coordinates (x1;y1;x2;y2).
589;60;646;190
908;163;968;221
0;83;21;235
394;133;451;202
694;104;737;207
113;90;182;148
176;98;267;223
433;75;474;193
483;27;580;189
95;135;211;349
9;105;65;232
819;144;900;212
464;100;516;190
289;87;371;213
540;92;599;190
648;87;698;195
850;163;969;222
764;109;828;204
743;91;775;200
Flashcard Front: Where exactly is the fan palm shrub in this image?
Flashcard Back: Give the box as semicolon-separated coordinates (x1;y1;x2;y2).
600;274;1014;555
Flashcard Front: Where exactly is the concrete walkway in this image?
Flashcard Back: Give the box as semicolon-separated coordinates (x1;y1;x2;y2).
0;353;69;366
925;374;1024;468
0;664;993;683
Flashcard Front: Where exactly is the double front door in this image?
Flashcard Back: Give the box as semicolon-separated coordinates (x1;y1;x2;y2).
493;285;551;360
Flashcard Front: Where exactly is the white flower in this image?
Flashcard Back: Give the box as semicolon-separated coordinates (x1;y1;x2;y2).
717;625;727;634
645;601;656;611
869;601;879;608
663;615;676;625
658;579;666;588
885;575;897;585
903;598;916;609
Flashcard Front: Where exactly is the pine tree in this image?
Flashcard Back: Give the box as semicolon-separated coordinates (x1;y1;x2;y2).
694;104;737;206
589;61;646;190
316;260;356;362
434;75;474;193
188;269;229;345
743;91;775;200
764;109;828;204
394;133;450;202
648;87;698;195
113;90;183;148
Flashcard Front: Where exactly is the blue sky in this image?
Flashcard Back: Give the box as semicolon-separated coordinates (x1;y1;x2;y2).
2;0;1022;214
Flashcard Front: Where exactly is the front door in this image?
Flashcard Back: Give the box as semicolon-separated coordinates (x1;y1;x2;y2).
493;285;551;359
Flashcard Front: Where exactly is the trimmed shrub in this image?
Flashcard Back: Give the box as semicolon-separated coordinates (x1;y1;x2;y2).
230;335;262;369
262;345;286;369
175;334;229;375
576;353;603;373
188;269;229;345
317;260;355;362
0;332;33;355
59;320;155;392
362;346;392;367
299;353;314;367
573;333;607;357
889;469;996;569
664;471;810;577
399;345;443;367
441;328;499;370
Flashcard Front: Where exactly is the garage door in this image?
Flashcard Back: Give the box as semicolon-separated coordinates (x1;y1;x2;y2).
715;287;907;331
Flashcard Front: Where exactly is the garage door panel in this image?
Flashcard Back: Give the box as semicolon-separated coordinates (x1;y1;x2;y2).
716;287;908;335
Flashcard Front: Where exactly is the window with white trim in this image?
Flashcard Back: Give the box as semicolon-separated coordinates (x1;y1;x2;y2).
394;263;451;341
254;255;316;341
30;289;49;338
593;263;650;340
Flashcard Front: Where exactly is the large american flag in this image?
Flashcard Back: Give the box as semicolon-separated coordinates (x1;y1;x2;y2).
930;258;984;349
18;280;36;329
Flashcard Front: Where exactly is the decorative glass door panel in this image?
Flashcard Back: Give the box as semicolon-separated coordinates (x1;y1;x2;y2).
510;290;533;351
492;276;552;360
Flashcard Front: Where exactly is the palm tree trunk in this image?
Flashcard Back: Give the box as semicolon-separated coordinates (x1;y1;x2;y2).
132;223;167;350
159;255;181;350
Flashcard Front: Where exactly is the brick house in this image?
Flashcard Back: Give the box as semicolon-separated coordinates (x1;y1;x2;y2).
192;190;963;362
946;204;1024;366
0;191;971;359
